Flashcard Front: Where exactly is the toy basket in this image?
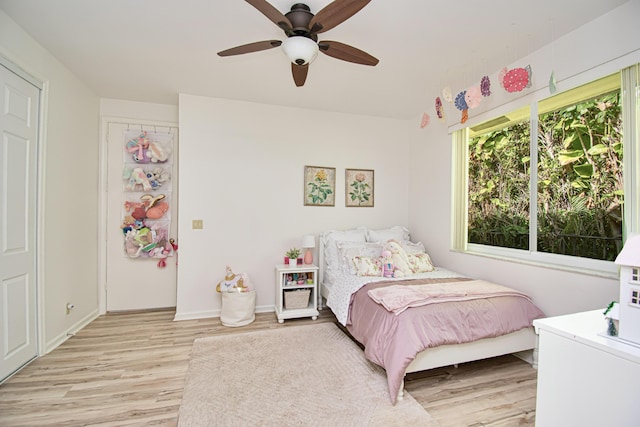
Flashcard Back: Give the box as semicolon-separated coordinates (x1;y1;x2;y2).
284;289;311;309
221;290;256;327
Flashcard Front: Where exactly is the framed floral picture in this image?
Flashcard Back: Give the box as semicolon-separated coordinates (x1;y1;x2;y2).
345;168;374;207
304;165;335;206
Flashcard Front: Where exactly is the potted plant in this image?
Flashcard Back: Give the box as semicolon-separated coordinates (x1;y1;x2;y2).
285;248;301;267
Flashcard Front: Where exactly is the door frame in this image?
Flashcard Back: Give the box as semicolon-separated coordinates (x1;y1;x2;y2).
0;53;46;363
98;116;178;314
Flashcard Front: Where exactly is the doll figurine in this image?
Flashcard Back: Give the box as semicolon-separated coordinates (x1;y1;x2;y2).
381;250;394;278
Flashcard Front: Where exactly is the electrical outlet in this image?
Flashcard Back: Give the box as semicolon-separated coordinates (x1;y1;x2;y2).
192;219;203;229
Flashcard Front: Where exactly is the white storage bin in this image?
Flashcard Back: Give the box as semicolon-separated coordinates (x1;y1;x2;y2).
220;291;256;327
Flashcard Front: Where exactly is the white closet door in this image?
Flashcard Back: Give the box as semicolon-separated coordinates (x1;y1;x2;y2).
0;63;39;380
105;121;178;311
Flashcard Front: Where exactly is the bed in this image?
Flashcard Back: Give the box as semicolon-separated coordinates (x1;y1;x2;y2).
317;226;545;404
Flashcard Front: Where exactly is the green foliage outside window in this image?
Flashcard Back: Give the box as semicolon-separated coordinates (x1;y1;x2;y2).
468;121;531;251
468;91;623;261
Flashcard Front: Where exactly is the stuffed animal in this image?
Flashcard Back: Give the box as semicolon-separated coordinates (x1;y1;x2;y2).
134;226;154;248
146;201;169;219
124;167;152;191
147;167;170;189
124;200;148;220
148;140;170;163
120;215;137;234
384;240;412;277
140;193;166;209
132;149;152;164
124;229;143;258
380;250;394;278
216;266;249;293
126;132;149;161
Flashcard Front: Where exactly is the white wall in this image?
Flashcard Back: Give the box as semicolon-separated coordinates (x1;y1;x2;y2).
100;99;178;122
0;10;100;352
176;94;410;319
408;0;640;318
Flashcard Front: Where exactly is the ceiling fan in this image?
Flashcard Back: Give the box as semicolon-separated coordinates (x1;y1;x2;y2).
217;0;379;87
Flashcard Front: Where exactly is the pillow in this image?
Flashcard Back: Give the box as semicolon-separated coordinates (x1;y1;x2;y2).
367;226;410;243
402;240;427;255
352;256;383;277
322;228;367;282
407;252;435;273
337;241;384;275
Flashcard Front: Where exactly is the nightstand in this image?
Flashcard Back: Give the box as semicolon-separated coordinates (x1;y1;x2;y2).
274;264;319;323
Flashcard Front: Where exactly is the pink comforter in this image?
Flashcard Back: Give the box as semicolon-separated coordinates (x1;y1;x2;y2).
345;277;545;404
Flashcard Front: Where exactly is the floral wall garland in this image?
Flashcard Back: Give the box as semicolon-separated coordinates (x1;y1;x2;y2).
422;64;534;128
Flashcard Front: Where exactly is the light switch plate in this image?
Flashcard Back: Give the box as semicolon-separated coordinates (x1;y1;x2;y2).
192;219;203;229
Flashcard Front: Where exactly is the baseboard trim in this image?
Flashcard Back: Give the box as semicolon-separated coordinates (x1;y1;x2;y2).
173;304;273;321
44;309;100;355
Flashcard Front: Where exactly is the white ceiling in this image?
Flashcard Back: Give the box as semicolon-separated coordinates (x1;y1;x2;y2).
0;0;628;119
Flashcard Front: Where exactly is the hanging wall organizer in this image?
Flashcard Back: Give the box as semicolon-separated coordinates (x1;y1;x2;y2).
120;129;175;260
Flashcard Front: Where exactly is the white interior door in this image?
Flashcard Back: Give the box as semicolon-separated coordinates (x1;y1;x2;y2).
0;63;39;380
105;121;178;311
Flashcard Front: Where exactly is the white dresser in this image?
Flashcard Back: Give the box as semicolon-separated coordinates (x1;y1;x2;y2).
534;310;640;427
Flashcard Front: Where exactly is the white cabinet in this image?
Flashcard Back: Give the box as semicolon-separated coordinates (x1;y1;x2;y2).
534;310;640;427
274;264;319;323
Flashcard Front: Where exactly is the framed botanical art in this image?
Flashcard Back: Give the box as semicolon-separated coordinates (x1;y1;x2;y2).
345;168;374;207
304;165;336;206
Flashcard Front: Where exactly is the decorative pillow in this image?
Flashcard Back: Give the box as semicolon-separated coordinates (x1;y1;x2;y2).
337;241;384;275
321;228;367;282
352;256;383;277
402;240;427;254
367;226;410;243
407;252;435;273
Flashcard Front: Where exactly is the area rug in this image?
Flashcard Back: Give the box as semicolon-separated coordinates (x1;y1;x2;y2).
177;322;436;426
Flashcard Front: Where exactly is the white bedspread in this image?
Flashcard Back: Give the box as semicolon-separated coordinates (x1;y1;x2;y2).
326;268;462;326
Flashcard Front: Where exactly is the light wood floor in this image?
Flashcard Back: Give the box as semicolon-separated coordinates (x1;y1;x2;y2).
0;309;537;426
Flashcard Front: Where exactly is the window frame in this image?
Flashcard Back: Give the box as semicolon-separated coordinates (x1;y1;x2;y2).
451;65;639;278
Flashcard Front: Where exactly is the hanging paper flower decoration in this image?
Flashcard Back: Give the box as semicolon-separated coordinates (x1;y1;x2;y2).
454;91;468;111
498;67;508;89
435;97;445;119
549;70;557;94
525;65;532;88
442;86;453;102
503;67;529;93
420;112;430;128
460;109;469;124
465;86;482;109
481;76;491;96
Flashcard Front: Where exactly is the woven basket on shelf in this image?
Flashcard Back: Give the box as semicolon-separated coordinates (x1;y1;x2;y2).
284;289;311;309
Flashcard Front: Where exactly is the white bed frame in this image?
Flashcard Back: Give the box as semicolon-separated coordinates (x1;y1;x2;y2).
318;239;538;401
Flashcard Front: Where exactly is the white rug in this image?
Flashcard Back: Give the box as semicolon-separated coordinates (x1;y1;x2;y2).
178;322;436;426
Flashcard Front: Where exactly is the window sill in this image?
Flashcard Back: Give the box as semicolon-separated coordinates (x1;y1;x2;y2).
454;244;619;280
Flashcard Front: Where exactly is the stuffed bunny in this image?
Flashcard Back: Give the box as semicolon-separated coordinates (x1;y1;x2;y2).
384;240;412;277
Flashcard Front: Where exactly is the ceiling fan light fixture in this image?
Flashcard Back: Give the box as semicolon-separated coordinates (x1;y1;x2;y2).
281;36;319;66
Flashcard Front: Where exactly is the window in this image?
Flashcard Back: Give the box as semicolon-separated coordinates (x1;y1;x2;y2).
453;65;639;275
536;75;622;260
468;105;531;251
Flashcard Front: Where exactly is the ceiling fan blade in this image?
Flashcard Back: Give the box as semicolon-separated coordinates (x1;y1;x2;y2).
245;0;293;33
291;63;309;87
309;0;371;34
217;40;282;57
318;41;378;66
